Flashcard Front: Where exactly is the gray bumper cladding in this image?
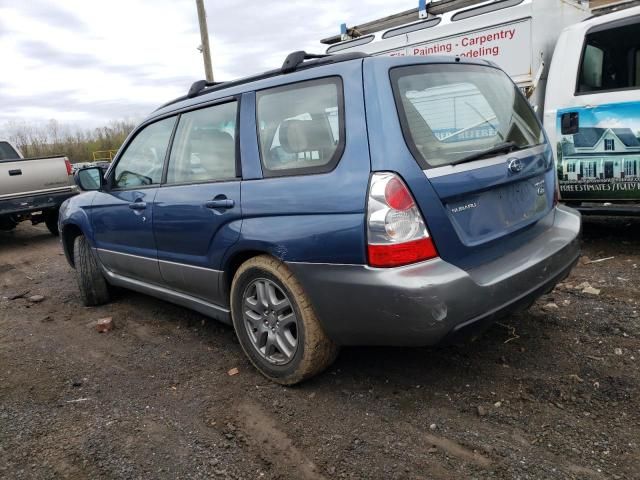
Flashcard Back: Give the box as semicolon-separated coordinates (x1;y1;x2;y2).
288;206;581;346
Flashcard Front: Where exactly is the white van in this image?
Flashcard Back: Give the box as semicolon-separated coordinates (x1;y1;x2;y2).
321;0;640;213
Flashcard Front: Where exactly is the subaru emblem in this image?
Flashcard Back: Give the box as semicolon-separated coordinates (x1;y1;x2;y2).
508;158;523;174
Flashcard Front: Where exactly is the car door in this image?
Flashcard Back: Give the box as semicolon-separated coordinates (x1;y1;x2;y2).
91;116;177;284
152;99;242;305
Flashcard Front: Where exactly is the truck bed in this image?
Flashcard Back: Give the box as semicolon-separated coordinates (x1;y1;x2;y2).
0;155;75;201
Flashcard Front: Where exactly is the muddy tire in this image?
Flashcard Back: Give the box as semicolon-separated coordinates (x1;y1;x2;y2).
44;209;59;236
231;255;338;385
73;235;110;306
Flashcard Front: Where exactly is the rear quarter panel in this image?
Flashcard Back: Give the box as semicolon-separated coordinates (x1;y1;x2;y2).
226;60;371;266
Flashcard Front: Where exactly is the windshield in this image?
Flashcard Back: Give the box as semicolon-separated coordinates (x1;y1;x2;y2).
391;64;544;168
0;141;20;161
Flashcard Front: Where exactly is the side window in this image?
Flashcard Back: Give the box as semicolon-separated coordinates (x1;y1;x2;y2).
256;77;344;176
113;117;176;188
579;45;604;91
166;101;238;184
577;19;640;94
0;141;20;161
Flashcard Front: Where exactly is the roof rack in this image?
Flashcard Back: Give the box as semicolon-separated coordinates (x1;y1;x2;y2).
281;51;330;74
187;79;226;98
589;0;640;15
321;0;486;45
157;51;368;111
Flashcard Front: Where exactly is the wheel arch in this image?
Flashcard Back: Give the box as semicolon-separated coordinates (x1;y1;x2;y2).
222;249;271;303
61;223;87;268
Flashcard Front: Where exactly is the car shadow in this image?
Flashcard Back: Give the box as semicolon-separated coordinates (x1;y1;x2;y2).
581;215;640;244
0;225;56;251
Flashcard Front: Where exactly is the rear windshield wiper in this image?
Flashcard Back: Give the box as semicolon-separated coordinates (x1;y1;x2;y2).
450;141;522;166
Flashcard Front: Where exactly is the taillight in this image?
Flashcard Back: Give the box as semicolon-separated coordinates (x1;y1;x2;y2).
367;172;438;268
64;158;73;176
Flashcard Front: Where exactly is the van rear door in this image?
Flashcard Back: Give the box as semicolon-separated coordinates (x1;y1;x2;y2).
365;58;556;270
548;13;640;205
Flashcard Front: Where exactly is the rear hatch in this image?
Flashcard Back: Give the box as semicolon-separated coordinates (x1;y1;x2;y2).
389;62;555;270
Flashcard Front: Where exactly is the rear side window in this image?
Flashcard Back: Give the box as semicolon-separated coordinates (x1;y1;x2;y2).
256;77;344;177
166;101;238;184
0;141;20;161
113;117;176;188
577;17;640;94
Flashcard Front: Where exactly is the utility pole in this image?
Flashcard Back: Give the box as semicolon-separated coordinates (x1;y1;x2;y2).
195;0;214;82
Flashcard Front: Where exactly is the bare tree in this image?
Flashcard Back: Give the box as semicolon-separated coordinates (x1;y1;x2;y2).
2;119;136;163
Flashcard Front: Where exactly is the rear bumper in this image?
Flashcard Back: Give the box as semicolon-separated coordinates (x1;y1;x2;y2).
0;189;77;216
288;205;581;346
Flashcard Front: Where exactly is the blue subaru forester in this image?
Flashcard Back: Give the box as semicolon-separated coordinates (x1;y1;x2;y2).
59;52;581;384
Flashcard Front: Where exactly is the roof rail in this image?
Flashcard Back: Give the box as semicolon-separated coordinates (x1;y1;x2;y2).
156;51;368;111
281;51;330;74
187;79;226;98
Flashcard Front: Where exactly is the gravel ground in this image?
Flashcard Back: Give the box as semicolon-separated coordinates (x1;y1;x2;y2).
1;217;639;479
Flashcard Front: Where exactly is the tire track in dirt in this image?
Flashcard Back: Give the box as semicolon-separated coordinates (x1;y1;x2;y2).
421;432;492;468
235;399;327;480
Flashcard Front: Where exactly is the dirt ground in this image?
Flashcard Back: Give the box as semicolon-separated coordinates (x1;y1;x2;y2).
1;217;639;480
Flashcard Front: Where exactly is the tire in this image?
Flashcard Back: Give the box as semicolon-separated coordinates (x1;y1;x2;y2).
44;209;59;236
73;235;111;306
231;255;338;385
0;216;18;232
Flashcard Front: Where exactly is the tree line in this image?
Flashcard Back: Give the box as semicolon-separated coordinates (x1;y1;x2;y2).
3;119;136;163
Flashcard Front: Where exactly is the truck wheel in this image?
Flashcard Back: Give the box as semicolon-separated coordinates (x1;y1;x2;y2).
231;255;338;385
73;235;110;306
0;217;18;231
44;209;60;236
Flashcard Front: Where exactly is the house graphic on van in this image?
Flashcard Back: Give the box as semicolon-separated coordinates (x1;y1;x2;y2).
560;127;640;181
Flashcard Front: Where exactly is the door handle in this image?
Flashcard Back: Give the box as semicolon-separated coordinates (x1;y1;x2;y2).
8;169;22;176
204;198;235;209
560;112;579;135
129;201;147;210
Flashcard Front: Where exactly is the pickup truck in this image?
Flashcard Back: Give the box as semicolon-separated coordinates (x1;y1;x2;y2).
0;140;76;235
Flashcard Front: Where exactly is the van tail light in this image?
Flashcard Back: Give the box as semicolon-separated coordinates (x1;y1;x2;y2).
64;158;73;176
367;172;438;268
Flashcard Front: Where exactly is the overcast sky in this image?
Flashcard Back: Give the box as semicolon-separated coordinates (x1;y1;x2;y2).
0;0;411;134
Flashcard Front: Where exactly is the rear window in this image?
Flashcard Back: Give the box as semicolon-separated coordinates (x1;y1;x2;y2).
256;77;344;177
391;64;544;168
0;142;20;161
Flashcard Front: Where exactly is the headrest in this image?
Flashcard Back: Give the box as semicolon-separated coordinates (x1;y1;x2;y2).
192;129;233;146
279;118;334;154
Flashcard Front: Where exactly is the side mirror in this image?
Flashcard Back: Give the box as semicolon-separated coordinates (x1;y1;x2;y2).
75;167;104;191
561;112;579;135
